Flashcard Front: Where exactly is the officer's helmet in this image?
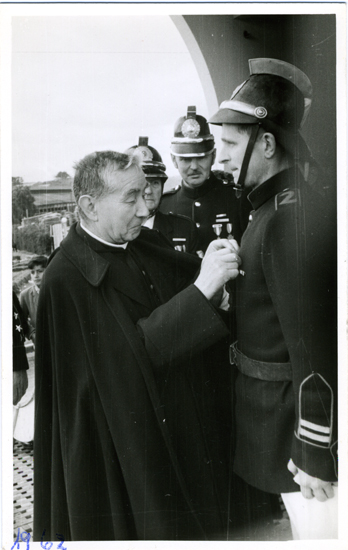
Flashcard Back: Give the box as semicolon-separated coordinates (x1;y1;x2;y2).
125;137;168;183
209;58;313;161
171;106;215;158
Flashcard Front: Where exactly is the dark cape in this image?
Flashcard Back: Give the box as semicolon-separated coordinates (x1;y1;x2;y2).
34;224;234;541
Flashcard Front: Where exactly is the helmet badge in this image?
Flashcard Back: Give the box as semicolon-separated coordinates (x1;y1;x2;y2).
254;106;267;119
181;118;201;138
135;146;153;161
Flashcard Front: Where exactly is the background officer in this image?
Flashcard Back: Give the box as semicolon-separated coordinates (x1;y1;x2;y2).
159;106;251;255
210;58;338;540
13;291;29;406
126;137;198;253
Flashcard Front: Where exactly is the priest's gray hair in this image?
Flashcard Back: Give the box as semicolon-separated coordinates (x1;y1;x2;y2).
73;151;141;218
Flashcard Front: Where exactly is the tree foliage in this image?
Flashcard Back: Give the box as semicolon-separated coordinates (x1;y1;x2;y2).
12;177;24;185
14;224;52;255
12;185;37;224
55;171;70;179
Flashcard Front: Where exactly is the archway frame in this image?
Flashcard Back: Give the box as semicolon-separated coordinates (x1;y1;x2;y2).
170;15;219;116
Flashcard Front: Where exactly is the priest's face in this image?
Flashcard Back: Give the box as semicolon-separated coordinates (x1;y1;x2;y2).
93;165;149;244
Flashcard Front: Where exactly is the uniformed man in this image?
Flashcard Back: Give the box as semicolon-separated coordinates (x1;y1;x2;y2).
13;291;29;405
125;137;198;253
159;106;251;255
209;58;338;539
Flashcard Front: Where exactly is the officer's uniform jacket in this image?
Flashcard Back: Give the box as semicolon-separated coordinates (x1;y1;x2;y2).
160;171;251;253
233;167;337;494
150;211;198;254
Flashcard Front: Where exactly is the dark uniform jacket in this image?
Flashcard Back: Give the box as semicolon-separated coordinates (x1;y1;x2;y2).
160;171;251;253
13;291;29;372
34;223;235;542
233;168;337;493
153;210;198;254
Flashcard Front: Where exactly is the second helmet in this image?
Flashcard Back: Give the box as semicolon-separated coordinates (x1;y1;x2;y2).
125;137;168;182
170;106;215;158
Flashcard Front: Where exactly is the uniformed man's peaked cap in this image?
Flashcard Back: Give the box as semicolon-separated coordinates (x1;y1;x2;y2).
171;106;215;158
125;137;168;182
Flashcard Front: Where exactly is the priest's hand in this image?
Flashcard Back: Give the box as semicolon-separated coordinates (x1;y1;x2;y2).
204;238;239;257
194;240;241;301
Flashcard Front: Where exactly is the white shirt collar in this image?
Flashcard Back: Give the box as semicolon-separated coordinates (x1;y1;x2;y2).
142;215;155;230
80;222;128;249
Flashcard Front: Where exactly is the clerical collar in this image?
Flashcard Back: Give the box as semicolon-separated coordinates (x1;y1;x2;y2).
142;215;155;229
80;222;128;249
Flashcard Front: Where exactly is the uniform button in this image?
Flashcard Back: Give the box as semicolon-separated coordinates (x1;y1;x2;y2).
150;284;154;290
249;214;253;221
196;223;200;228
194;201;201;207
142;270;146;276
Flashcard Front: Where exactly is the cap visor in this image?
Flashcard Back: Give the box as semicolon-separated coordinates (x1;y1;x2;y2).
170;142;215;157
209;108;258;125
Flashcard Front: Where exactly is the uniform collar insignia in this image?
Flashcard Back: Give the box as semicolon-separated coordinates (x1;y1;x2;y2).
248;168;299;210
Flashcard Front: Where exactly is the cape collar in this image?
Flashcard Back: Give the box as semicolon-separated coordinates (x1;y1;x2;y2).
247;168;300;210
66;224;154;308
59;222;200;288
80;222;128;249
60;223;111;287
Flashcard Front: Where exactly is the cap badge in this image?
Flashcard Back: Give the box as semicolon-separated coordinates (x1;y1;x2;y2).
135;146;153;161
254;106;267;119
181;118;200;138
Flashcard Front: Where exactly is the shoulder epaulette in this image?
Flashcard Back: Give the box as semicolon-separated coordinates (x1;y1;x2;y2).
212;170;234;186
162;184;181;196
274;187;301;211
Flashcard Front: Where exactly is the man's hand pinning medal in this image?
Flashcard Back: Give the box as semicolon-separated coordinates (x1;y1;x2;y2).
194;238;242;301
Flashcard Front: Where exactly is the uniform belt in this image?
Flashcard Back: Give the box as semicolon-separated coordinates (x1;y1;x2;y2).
229;342;292;382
